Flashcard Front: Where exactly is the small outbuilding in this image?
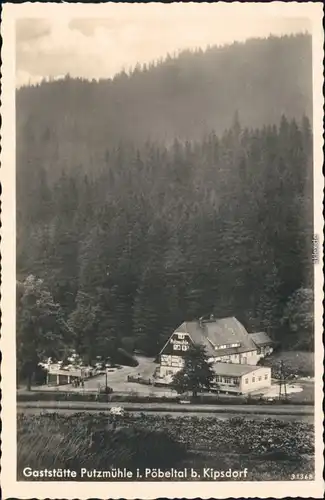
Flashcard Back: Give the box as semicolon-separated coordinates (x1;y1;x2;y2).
46;367;87;386
212;363;271;395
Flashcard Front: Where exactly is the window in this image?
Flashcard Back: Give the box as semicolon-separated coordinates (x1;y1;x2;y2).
264;374;268;380
171;356;182;366
161;355;171;366
217;344;229;350
252;377;255;383
258;376;262;381
245;378;248;384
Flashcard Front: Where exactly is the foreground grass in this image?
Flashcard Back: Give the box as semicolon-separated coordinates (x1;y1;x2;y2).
17;413;314;481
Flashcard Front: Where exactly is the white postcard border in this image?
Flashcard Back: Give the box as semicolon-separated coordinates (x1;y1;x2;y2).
1;2;324;498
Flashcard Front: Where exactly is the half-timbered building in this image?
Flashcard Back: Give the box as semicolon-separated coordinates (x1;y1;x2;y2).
158;316;273;381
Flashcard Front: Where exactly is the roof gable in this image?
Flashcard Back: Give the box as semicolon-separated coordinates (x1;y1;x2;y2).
176;322;190;333
185;322;216;356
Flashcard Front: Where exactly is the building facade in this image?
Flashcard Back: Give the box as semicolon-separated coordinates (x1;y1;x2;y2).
46;367;90;385
212;363;271;394
249;332;274;357
158;316;273;385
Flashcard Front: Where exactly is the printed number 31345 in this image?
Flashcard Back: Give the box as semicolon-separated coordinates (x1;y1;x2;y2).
291;473;313;480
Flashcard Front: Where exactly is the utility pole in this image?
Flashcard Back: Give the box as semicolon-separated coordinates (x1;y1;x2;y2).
105;368;110;402
278;360;288;401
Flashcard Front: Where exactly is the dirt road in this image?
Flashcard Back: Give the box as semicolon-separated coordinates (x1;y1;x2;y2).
17;406;313;422
17;400;314;417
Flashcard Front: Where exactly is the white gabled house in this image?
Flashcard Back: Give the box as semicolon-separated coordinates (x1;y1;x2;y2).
158;316;273;392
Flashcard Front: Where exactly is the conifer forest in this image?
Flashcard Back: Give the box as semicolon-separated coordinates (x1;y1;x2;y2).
16;33;314;364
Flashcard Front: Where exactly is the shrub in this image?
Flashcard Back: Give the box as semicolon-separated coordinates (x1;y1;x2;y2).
229;416;245;426
99;386;113;394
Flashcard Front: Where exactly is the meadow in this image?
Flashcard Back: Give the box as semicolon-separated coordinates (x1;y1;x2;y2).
17;412;314;481
263;351;314;377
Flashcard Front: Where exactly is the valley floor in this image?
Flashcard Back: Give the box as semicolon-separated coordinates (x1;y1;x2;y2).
18;353;315;404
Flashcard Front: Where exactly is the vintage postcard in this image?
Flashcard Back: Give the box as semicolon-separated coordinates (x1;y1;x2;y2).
1;2;324;498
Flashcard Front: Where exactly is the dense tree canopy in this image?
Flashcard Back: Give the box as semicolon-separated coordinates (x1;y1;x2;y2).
281;288;314;351
16;33;311;183
16;34;314;364
17;275;70;388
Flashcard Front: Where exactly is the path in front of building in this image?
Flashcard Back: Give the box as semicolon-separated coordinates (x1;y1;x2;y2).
19;356;170;395
18;356;313;401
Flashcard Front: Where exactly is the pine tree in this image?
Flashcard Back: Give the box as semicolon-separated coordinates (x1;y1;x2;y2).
172;345;215;398
17;275;71;389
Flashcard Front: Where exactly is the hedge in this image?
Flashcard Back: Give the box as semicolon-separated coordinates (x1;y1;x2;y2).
17;391;313;405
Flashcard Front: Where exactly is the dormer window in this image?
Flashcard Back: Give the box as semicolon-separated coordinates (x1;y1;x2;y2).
215;342;241;350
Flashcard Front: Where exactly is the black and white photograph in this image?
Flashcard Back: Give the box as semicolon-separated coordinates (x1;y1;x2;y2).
1;2;324;499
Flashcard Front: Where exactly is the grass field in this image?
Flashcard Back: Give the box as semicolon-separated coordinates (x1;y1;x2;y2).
261;351;314;377
17;412;314;481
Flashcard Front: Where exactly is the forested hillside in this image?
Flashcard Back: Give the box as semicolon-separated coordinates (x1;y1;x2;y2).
17;34;312;181
16;34;314;363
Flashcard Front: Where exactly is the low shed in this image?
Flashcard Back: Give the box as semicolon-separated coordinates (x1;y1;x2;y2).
46;368;85;386
212;363;271;394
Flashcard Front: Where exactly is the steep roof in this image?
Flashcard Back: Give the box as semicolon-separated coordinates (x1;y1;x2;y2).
212;362;266;377
204;317;256;350
172;317;256;357
249;332;273;346
183;321;216;356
